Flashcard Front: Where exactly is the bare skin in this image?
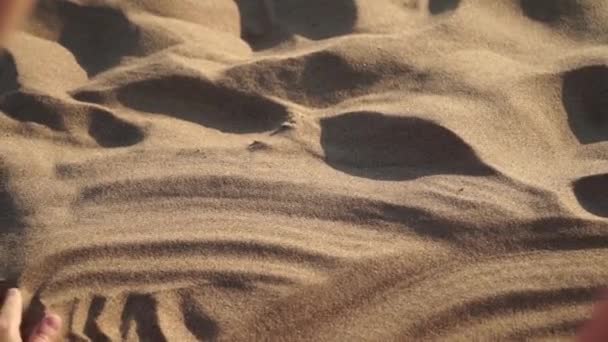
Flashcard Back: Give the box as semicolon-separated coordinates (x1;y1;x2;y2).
0;289;61;342
578;293;608;342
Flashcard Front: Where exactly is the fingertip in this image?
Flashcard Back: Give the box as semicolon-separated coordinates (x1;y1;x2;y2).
34;312;62;336
43;313;62;331
6;288;20;298
4;288;21;306
1;287;22;310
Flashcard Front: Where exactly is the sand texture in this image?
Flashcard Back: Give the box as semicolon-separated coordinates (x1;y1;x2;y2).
1;0;608;340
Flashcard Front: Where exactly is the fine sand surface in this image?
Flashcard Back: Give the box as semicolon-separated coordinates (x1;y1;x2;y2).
1;0;608;340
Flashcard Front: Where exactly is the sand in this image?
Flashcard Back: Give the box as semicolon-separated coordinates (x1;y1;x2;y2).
0;0;607;340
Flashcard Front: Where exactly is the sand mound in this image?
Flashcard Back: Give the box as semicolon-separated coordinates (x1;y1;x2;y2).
1;0;607;340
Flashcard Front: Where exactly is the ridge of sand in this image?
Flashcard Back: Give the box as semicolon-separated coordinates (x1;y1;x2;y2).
1;0;607;340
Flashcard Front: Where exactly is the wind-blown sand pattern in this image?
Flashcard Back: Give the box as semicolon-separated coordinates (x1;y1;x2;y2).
1;0;607;340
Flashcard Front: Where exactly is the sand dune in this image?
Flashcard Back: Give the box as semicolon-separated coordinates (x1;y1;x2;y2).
1;0;607;340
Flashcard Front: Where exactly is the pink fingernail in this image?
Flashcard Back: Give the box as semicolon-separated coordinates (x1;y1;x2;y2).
43;315;61;331
7;288;19;296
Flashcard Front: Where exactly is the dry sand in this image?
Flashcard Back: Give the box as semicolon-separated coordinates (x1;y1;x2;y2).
0;0;607;340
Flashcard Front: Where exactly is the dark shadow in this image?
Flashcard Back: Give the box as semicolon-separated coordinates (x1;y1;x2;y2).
573;174;608;217
520;217;608;251
0;91;66;131
528;217;593;234
72;90;106;105
507;320;586;340
20;291;46;340
234;0;288;51
0;52;19;95
297;51;383;106
56;1;141;76
234;0;357;50
524;235;608;251
0;90;144;148
0;163;23;232
47;271;295;299
429;0;461;15
410;286;597;339
84;296;111;342
320;112;495;180
562;65;608;144
120;294;167;342
520;0;580;23
88;108;145;148
0;164;24;290
180;292;219;342
61;173;524;248
115;75;289;133
31;235;337;279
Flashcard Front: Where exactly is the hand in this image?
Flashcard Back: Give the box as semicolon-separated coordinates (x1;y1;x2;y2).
579;292;608;342
0;289;62;342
